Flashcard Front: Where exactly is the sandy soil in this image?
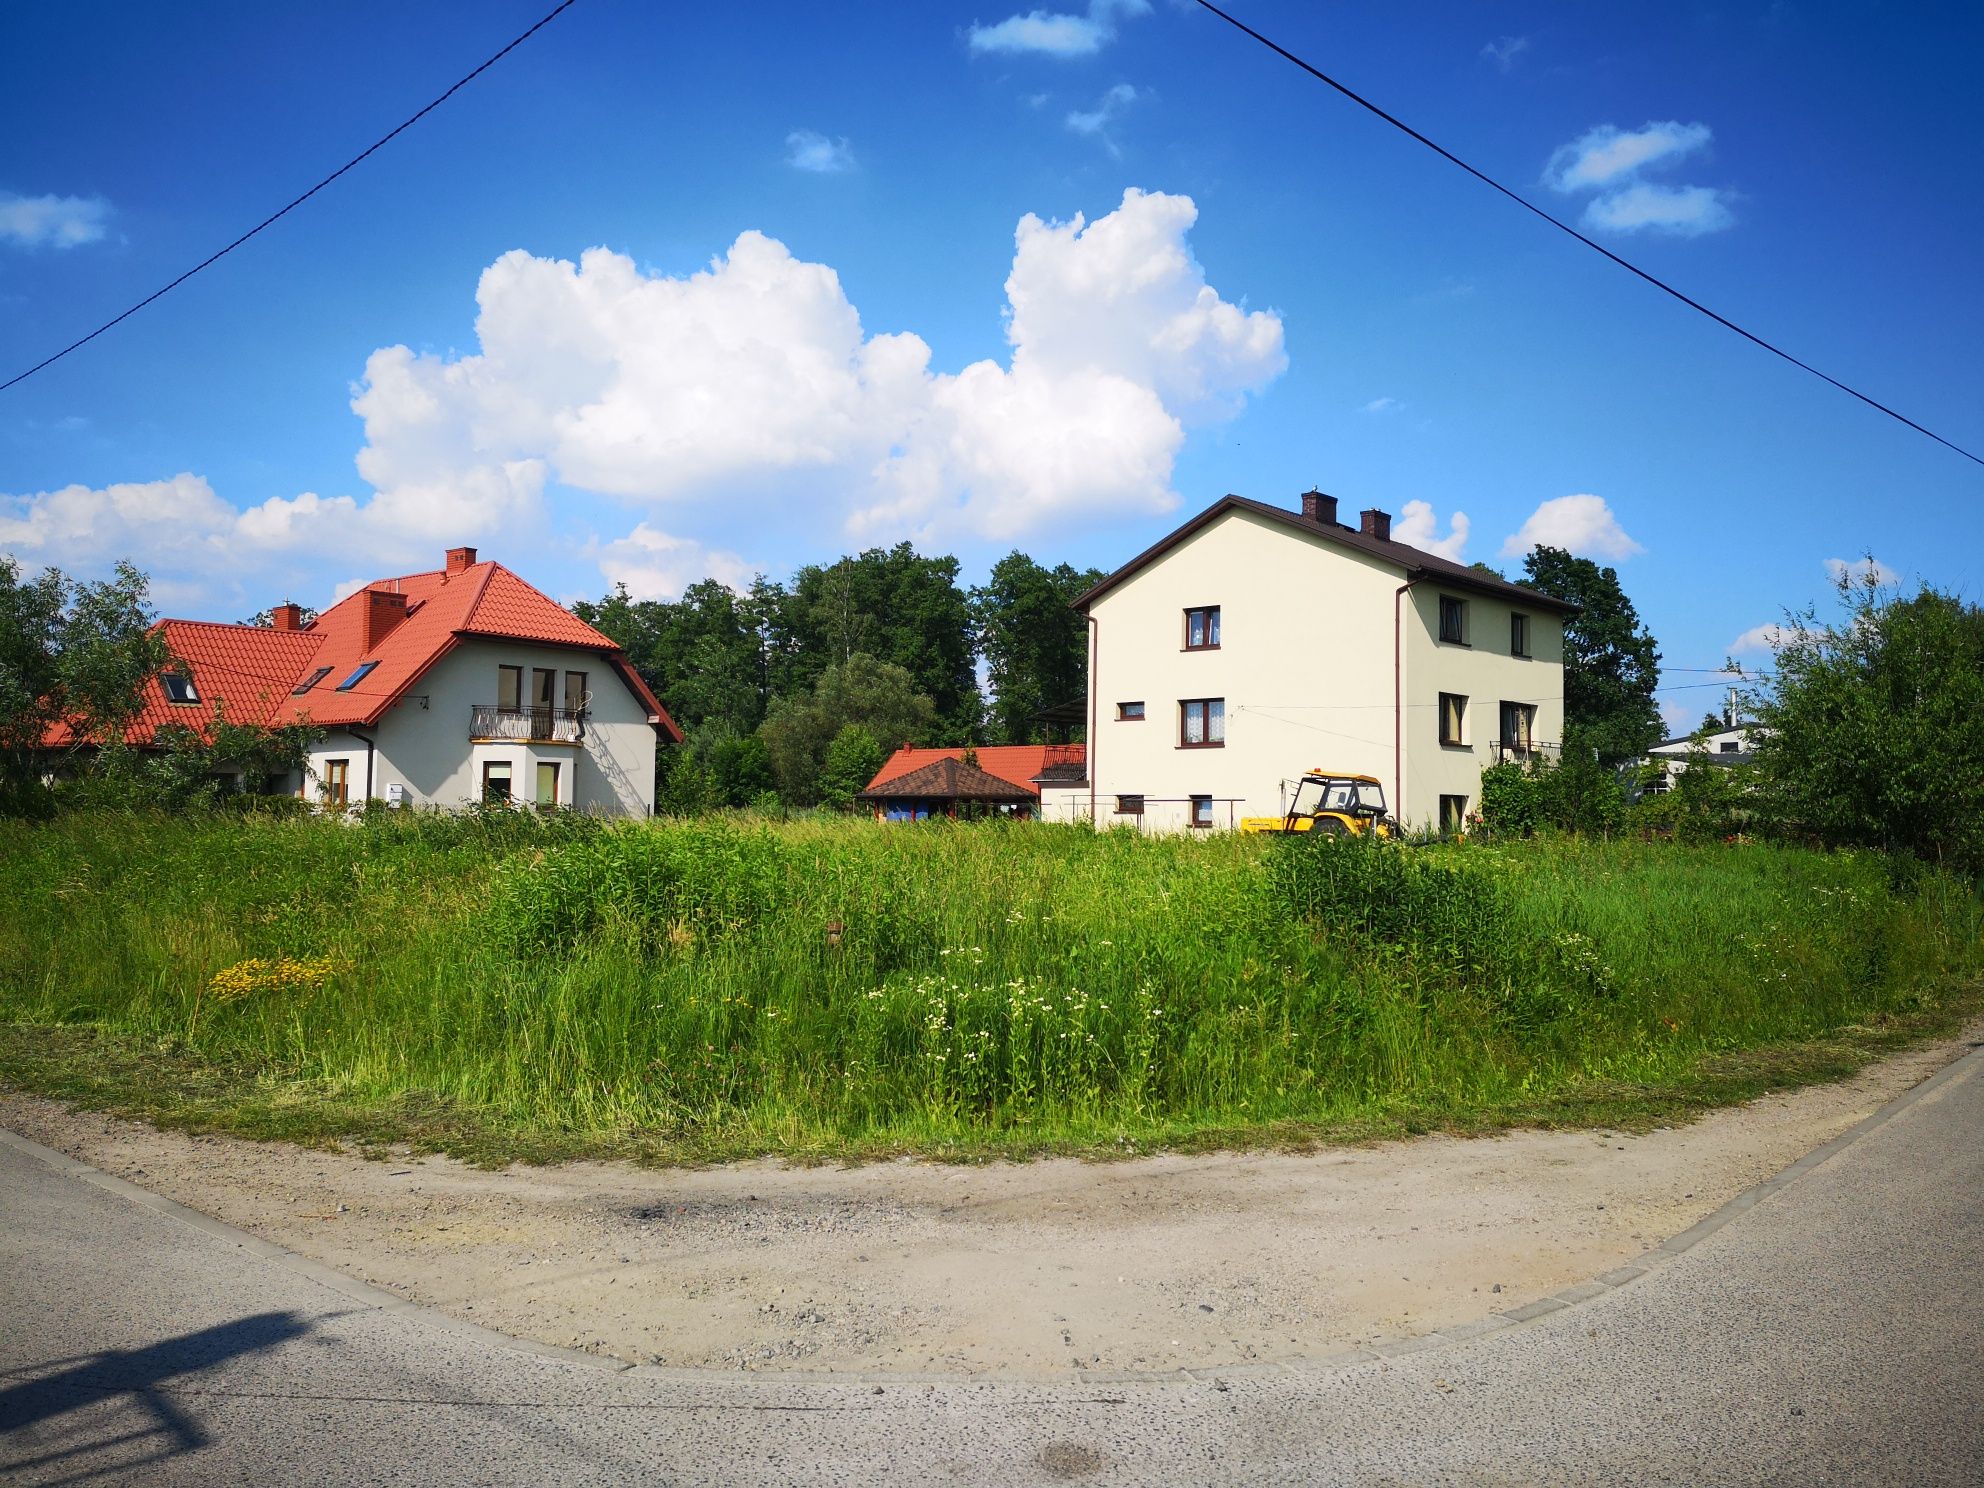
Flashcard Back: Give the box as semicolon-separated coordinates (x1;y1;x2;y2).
6;1027;1977;1378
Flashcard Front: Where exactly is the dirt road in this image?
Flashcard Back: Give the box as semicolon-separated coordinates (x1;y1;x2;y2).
5;1028;1974;1377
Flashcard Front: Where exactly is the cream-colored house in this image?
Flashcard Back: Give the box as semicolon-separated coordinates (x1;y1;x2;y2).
1054;491;1573;834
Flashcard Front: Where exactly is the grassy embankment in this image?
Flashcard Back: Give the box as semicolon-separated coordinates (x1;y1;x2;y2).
0;809;1978;1165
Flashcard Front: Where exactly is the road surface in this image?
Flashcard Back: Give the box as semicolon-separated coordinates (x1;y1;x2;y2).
3;1046;1980;1485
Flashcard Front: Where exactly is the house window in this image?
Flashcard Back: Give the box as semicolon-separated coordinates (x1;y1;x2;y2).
1510;612;1530;657
335;661;379;692
1500;701;1536;750
1439;596;1468;645
1189;795;1214;829
482;760;512;803
323;758;350;806
1439;692;1467;747
160;671;199;705
1719;740;1739;753
1180;697;1225;747
1117;701;1146;721
291;666;332;696
564;670;588;713
497;665;522;711
1184;606;1221;650
1115;793;1144;815
531;667;556;731
536;761;561;807
1439;794;1468;835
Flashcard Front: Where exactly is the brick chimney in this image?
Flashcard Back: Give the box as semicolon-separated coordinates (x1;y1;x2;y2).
446;546;478;575
361;589;409;651
270;602;304;632
1359;508;1392;542
1300;489;1338;526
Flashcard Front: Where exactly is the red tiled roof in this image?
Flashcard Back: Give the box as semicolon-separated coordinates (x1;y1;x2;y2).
856;756;1037;802
47;619;326;747
48;558;681;746
864;744;1086;798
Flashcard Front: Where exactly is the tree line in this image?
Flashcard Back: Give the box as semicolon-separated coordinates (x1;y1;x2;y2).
572;544;1099;811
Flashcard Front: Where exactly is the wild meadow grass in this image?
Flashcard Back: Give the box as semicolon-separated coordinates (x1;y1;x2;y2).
0;809;1977;1164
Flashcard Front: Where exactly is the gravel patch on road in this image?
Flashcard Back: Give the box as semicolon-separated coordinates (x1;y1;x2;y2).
5;1027;1976;1378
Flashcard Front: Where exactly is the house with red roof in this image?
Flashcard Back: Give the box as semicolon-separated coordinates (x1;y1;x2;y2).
857;744;1086;821
57;547;679;815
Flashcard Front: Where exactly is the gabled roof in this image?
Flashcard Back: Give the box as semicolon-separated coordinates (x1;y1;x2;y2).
46;619;325;747
856;754;1038;803
1074;495;1579;614
47;556;681;747
263;560;678;738
863;744;1086;798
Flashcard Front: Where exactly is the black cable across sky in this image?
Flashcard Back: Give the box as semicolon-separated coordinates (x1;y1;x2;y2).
1191;0;1984;470
0;0;582;395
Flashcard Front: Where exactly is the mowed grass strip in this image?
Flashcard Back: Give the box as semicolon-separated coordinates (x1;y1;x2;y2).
0;809;1977;1166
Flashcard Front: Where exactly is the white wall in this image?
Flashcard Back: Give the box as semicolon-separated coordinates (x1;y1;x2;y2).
300;639;658;816
1082;507;1564;833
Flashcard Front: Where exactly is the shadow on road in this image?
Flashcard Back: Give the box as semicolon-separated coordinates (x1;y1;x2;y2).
0;1310;314;1486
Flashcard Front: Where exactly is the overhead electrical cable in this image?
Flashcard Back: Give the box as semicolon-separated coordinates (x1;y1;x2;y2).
1189;0;1983;469
1;0;582;394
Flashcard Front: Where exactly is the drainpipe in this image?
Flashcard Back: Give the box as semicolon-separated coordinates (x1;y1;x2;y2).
1393;578;1419;825
1085;612;1100;828
349;725;376;807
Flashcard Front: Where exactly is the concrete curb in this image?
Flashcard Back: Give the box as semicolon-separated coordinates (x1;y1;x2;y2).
6;1038;1979;1391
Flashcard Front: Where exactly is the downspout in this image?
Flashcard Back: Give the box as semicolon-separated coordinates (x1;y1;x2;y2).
349;725;376;807
1085;612;1100;827
1393;577;1419;826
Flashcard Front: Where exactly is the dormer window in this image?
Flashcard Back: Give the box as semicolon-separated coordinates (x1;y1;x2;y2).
291;666;333;696
335;660;380;692
160;671;199;705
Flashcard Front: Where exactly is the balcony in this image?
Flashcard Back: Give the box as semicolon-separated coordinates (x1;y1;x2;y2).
1491;739;1561;766
469;704;585;744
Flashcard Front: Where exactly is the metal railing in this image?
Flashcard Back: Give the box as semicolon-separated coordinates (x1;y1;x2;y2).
1491;739;1561;766
469;704;585;743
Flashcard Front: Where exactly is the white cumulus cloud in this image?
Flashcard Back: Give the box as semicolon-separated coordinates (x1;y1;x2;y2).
1066;83;1139;156
1545;122;1712;192
1544;121;1733;238
1582;182;1733;237
1824;556;1899;586
0;474;236;566
594;523;755;602
968;0;1149;57
785;130;855;174
1500;494;1643;561
0;191;111;249
1392;500;1469;561
1729;621;1808;654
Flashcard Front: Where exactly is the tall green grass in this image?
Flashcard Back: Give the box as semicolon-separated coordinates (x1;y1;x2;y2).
0;810;1977;1161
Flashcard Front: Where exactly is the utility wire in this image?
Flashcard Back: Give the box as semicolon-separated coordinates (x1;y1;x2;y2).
1;0;582;394
1190;0;1984;469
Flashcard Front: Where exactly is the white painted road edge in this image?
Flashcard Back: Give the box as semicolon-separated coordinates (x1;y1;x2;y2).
5;1036;1980;1390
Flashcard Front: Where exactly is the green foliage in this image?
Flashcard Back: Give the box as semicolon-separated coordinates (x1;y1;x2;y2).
1629;747;1748;843
2;813;1977;1162
971;551;1101;744
574;579;771;739
819;724;885;812
1536;736;1628;834
1477;760;1543;837
1748;578;1984;875
0;558;174;815
1521;546;1662;764
759;653;936;806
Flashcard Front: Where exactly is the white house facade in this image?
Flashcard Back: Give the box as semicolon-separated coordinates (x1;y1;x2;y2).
1056;491;1574;834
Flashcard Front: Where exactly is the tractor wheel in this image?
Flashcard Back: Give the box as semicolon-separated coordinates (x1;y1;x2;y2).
1316;817;1349;836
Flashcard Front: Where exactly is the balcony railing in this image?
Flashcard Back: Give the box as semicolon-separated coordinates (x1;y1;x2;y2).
469;704;585;743
1034;743;1087;783
1491;739;1561;766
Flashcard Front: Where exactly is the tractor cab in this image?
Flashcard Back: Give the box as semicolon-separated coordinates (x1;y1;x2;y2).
1240;770;1395;837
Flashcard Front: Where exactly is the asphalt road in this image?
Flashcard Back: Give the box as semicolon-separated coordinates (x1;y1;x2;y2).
3;1048;1980;1486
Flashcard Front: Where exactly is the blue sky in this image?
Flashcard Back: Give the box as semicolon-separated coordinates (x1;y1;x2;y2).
4;0;1980;730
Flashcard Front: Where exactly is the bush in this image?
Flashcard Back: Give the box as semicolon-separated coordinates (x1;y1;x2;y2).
1478;761;1543;837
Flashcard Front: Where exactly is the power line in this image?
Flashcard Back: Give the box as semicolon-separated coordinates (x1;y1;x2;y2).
1;0;582;394
1189;0;1984;470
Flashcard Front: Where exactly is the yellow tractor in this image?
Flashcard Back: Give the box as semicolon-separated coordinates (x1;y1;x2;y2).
1240;770;1397;838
